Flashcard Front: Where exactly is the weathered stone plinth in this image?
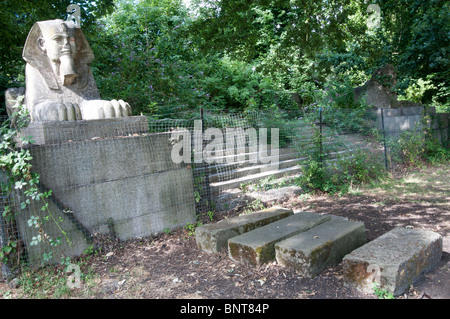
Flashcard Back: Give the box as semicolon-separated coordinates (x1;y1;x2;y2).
26;127;195;241
196;207;293;253
275;216;366;278
11;120;196;265
342;227;442;295
19;116;149;145
228;212;330;267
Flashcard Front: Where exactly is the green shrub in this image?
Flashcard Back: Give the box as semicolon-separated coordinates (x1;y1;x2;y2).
387;114;450;167
298;158;331;192
259;107;298;148
388;130;426;167
334;149;386;185
297;149;386;194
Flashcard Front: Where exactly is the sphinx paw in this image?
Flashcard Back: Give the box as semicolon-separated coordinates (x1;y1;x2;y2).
32;101;81;121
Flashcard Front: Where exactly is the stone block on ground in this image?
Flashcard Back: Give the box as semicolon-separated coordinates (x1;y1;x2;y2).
275;216;366;278
228;212;330;267
196;207;293;253
342;227;443;295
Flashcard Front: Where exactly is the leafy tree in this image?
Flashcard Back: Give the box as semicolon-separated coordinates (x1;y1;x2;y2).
2;0;447;117
316;0;449;104
190;0;449;106
92;0;296;117
191;0;356;61
92;0;209;117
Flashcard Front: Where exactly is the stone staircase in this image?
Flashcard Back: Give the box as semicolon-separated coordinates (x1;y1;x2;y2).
206;129;373;195
208;148;304;195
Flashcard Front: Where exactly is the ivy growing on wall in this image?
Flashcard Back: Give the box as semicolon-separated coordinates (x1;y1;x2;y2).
0;103;70;274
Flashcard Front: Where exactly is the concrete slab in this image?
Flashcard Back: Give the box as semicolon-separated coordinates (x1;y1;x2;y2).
228;212;330;267
342;227;443;295
196;207;293;253
275;216;366;278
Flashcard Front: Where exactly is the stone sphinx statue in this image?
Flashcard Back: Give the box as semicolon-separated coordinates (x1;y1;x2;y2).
18;19;131;122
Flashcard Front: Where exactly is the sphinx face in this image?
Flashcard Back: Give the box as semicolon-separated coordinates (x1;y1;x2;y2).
38;22;78;86
42;32;78;62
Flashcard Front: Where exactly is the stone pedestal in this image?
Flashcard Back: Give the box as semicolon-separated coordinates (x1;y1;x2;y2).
13;117;196;265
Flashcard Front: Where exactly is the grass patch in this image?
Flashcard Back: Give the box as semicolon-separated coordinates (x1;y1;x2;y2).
352;162;450;204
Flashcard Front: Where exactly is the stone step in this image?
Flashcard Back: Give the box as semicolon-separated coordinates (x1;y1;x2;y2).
208;157;304;183
204;135;366;177
228;212;331;267
195;207;294;253
206;150;302;175
342;227;443;296
275;216;366;278
210;165;303;194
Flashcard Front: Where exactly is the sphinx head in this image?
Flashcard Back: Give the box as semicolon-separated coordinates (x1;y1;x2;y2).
38;21;78;85
23;19;94;89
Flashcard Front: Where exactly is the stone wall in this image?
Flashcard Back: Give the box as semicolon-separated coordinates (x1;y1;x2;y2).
369;106;449;145
7;117;196;265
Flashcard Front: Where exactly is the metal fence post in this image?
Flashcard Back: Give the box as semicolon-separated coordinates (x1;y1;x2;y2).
319;107;323;167
200;108;213;211
380;108;389;170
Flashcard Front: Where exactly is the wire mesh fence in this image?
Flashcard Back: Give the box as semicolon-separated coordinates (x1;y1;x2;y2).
0;105;448;274
0;115;197;273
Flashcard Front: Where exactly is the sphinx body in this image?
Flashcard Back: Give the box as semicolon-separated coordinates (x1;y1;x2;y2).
21;19;131;122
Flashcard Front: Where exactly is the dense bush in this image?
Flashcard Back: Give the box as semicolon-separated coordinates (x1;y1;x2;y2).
297;149;387;194
388;115;450;167
91;0;300;118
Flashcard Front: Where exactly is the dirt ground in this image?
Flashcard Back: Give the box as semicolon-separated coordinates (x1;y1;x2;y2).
1;163;449;300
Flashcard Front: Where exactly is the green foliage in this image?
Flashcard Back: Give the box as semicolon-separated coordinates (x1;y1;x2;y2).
13;254;98;298
358;0;449;105
92;0;194;117
259;106;299;148
424;137;450;165
1;105;70;270
298;149;387;194
432;82;450;114
298;158;331;193
191;0;449;108
184;221;202;236
18;266;72;298
398;77;436;104
94;1;264;116
296;105;386;194
2;0;447;117
241;199;265;215
334;149;387;185
300;76;374;135
372;283;395;299
191;0;357;63
388;130;426;167
388;114;450;167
